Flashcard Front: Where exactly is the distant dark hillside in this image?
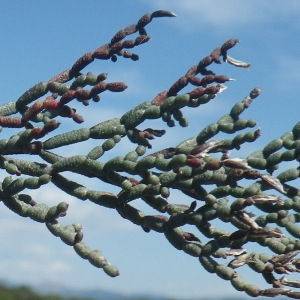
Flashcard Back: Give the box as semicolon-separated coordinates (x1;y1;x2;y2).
0;283;99;300
0;282;171;300
1;282;269;300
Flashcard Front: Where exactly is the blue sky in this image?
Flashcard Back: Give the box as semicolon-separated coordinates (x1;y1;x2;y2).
1;1;300;299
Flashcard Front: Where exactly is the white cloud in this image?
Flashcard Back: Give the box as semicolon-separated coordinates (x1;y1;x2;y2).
22;244;53;258
0;209;47;241
0;259;72;280
47;261;72;272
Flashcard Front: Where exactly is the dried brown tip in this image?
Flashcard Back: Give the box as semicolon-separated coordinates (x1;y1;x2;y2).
274;266;290;275
122;40;136;49
185;65;197;78
250;87;261;99
186;157;202;168
109;41;123;54
22;101;44;122
187;76;202;87
201;75;215;85
97;73;108;82
214;75;233;83
122;50;132;58
106;82;128;92
60;105;75;118
138;131;154;140
59;90;76;105
167;76;188;96
90;82;107;97
30;127;43;139
137;13;153;28
198;55;213;69
75;89;90;101
73;114;84;124
131;53;139;61
143;128;166;137
182;232;201;242
93;44;110;59
49;69;73;84
71;52;94;75
0;116;24;128
220;39;240;63
134;35;151;46
210;47;222;64
151;90;168;106
243;170;261;180
204;85;221;95
221;39;240;52
43;99;62;111
124;24;138;35
42;120;61;134
151;10;177;18
138;27;147;36
92;95;100;102
111;29;127;45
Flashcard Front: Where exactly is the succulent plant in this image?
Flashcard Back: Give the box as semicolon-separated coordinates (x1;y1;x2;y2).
2;9;300;298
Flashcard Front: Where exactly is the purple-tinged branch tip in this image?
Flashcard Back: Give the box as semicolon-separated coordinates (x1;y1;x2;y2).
151;10;177;18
